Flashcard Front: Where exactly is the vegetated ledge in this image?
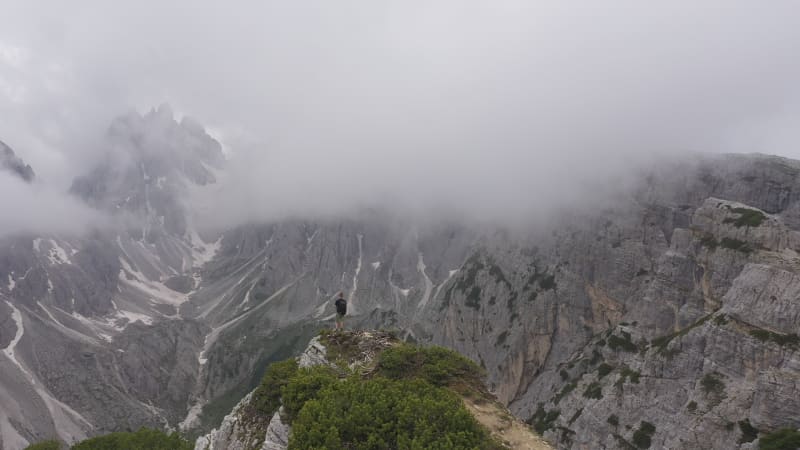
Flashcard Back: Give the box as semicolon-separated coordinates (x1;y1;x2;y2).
208;329;553;450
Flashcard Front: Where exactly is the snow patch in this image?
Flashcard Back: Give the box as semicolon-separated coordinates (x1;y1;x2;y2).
119;258;190;306
416;252;434;310
32;238;41;252
371;261;381;270
7;274;15;292
2;301;36;384
188;228;221;268
47;240;72;265
348;234;363;315
449;269;459;277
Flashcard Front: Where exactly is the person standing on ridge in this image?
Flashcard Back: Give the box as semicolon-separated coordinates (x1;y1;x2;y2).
334;292;347;331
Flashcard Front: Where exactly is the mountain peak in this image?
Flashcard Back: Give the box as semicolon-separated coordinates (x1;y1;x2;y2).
0;140;35;182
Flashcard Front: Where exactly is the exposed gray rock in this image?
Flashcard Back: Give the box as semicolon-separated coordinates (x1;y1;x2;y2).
0;140;34;182
260;409;289;450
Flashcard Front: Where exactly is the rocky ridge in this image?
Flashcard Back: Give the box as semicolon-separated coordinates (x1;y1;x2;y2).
2;106;800;450
194;330;551;450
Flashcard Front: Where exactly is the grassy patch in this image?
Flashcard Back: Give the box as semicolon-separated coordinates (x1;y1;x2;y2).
608;331;638;353
554;381;577;404
583;382;603;399
615;366;641;387
700;372;725;396
23;442;60;450
598;363;614;379
713;314;729;326
376;343;485;394
750;329;800;349
700;235;719;250
723;207;766;228
529;405;560;434
651;314;712;353
71;429;192;450
720;237;753;254
758;428;800;450
632;421;656;449
738;419;758;444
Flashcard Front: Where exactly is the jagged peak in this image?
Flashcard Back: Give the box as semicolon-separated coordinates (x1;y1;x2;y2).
0;139;35;182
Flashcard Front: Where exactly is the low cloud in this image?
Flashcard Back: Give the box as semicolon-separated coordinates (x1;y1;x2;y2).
0;173;107;237
2;1;800;231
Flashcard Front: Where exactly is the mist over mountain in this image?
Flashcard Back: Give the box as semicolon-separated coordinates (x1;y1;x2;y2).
2;2;800;450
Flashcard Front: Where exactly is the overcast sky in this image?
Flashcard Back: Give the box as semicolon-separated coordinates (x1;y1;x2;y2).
1;1;800;231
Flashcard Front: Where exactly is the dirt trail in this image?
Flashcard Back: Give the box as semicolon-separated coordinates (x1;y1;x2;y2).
465;397;553;450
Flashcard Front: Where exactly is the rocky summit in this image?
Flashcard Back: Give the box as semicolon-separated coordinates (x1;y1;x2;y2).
1;110;800;449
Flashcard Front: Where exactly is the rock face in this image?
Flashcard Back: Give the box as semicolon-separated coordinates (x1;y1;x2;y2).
194;335;335;450
0;140;34;182
3;106;800;450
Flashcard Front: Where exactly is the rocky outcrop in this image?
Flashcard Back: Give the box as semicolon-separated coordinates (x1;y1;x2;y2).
0;140;34;182
5;106;800;450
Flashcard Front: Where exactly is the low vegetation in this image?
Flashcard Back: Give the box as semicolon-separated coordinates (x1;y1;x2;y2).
615;366;641;387
719;237;753;253
723;207;766;228
651;314;712;354
738;419;759;444
250;337;503;449
758;428;800;450
608;331;638;352
632;421;656;449
700;372;725;397
250;358;299;416
23;442;60;450
290;377;494;449
583;382;603;399
750;329;800;349
529;405;560;434
68;429;192;450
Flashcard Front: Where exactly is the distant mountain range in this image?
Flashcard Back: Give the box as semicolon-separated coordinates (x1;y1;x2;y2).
1;108;799;449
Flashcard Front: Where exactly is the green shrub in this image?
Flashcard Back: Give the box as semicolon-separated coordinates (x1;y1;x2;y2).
289;377;494;450
738;419;759;444
71;429;192;450
23;441;60;450
583;382;603;399
559;369;569;381
529;405;560;434
759;428;800;450
598;363;614;379
686;401;697;412
554;381;577;403
701;372;725;396
651;314;712;353
608;334;638;352
750;330;800;349
723;207;766;228
632;421;656;449
568;408;583;425
251;358;298;416
616;366;641;387
281;365;338;421
700;235;719;250
720;237;752;253
607;414;619;427
376;344;484;391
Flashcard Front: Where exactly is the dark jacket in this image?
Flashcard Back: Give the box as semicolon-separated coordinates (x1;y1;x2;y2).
335;298;347;315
